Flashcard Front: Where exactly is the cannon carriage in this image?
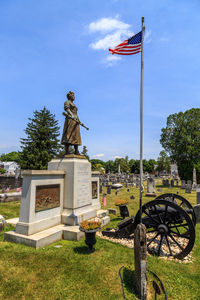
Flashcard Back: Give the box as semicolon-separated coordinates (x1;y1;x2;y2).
102;194;196;259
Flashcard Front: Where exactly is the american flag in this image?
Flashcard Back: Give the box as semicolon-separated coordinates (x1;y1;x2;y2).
109;31;142;56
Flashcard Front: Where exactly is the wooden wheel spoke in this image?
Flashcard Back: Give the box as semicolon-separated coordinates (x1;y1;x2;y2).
169;223;189;229
147;232;160;247
175;226;181;235
168;234;184;251
157;212;163;224
165;235;173;256
158;235;164;256
170;230;190;239
144;210;160;225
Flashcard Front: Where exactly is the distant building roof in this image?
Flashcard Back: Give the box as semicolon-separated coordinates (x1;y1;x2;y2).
3;161;18;166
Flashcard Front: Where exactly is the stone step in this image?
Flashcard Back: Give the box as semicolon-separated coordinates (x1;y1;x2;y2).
4;226;63;249
4;224;85;249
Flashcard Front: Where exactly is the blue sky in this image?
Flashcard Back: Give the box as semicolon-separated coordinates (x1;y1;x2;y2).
0;0;200;161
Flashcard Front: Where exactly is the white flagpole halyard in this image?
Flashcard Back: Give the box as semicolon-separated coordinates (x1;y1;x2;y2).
139;17;145;223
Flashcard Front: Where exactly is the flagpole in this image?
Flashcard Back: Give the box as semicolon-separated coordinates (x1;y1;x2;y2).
139;17;145;223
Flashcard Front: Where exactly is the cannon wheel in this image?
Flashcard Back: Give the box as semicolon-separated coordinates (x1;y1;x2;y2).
155;193;196;226
134;199;195;259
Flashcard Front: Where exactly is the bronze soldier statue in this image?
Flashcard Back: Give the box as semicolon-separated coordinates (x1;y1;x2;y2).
61;91;89;155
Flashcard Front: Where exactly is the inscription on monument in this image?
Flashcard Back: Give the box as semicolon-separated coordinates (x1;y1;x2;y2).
35;184;60;212
76;164;91;207
92;181;98;199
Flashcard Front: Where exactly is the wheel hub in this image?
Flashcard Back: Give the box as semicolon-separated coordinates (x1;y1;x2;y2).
158;224;168;234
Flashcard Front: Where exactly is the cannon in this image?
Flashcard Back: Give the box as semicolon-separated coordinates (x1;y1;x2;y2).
102;193;196;259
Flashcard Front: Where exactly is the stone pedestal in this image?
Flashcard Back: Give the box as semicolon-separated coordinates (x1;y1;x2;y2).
48;156;97;225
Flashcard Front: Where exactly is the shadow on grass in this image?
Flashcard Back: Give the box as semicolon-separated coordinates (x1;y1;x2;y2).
122;267;140;299
73;246;95;255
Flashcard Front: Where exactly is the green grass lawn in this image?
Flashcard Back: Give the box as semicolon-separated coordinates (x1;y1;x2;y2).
0;182;200;299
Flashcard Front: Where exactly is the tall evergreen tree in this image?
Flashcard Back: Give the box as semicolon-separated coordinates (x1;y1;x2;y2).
81;145;89;160
20;107;61;169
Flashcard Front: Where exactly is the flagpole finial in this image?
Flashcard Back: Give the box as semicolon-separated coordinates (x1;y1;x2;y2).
142;17;145;31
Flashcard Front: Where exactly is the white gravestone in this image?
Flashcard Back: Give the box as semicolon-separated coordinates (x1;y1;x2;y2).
146;177;156;197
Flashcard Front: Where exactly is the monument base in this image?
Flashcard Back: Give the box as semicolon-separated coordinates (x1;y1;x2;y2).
4;212;110;249
61;206;97;225
4;225;83;249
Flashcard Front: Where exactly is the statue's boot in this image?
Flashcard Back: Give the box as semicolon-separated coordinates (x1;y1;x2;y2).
65;144;70;155
74;145;80;155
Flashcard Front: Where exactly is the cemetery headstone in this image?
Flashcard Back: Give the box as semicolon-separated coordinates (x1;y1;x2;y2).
185;183;192;194
108;208;117;215
136;179;139;188
181;180;186;189
193;204;200;223
192;168;197;191
146;177;156;197
196;184;200;204
107;186;111;194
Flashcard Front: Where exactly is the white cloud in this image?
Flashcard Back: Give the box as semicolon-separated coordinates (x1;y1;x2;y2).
113;155;122;159
90;29;133;50
106;55;121;61
160;37;169;42
93;153;105;158
102;55;122;67
88;16;152;66
89;17;130;34
144;30;152;44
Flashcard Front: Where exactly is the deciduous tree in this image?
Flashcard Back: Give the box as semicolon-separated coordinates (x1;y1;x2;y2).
160;108;200;180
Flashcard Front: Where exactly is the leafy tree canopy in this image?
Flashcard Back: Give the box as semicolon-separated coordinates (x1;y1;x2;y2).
156;151;171;173
92;163;104;173
0;151;20;164
20;107;61;170
90;159;105;167
113;158;130;173
104;160;114;173
160;108;200;180
0;168;6;174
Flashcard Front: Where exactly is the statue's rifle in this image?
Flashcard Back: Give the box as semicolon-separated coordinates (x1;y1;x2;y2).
62;112;89;130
